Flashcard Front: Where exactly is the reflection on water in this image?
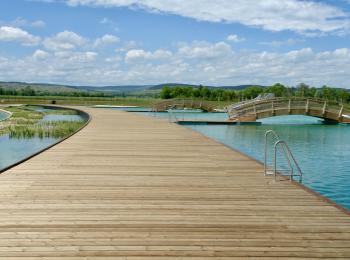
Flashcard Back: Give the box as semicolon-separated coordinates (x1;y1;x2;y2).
0;134;58;170
140;111;229;120
42;114;83;122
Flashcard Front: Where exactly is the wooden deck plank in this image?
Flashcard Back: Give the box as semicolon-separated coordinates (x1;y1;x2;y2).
0;107;350;259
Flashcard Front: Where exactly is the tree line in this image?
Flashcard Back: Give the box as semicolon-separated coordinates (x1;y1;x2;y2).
159;83;350;103
0;86;112;98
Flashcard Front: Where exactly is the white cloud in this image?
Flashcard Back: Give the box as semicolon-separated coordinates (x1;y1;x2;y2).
0;26;40;46
11;17;46;28
30;20;46;28
43;30;86;51
99;17;119;31
0;17;46;28
178;41;233;59
227;34;245;43
116;40;139;52
63;0;350;35
93;34;119;48
1;38;350;87
54;50;98;62
32;49;49;60
125;49;172;63
260;38;305;48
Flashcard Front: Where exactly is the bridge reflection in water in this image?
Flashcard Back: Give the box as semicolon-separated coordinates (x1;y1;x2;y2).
228;98;350;124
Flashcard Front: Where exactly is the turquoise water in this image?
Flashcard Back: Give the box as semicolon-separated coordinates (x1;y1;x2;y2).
184;115;350;210
141;111;228;121
139;111;350;210
100;107;152;112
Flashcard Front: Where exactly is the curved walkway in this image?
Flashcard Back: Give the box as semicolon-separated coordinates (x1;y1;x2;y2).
0;107;350;259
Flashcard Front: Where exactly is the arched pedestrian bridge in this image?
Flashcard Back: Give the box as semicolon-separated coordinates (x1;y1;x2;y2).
227;98;350;123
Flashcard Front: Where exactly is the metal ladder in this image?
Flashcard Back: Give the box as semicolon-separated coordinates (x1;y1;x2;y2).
264;130;303;182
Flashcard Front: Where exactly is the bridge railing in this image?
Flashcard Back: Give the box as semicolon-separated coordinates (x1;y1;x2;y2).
228;97;350;121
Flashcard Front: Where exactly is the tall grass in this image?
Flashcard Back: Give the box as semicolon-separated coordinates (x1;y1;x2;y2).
0;105;86;139
8;121;85;139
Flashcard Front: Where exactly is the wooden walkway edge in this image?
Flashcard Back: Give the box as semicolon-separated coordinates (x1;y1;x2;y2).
0;107;350;259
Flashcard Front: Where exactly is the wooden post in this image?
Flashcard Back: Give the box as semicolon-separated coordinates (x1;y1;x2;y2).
322;101;327;116
305;99;309;114
338;105;344;120
271;101;275;115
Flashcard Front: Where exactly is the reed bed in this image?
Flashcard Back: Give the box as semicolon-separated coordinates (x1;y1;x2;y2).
8;121;85;139
0;105;85;139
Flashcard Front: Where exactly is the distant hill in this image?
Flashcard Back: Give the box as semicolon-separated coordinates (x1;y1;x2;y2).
77;85;152;93
219;85;267;90
0;82;85;93
0;81;269;95
149;83;201;90
149;83;266;91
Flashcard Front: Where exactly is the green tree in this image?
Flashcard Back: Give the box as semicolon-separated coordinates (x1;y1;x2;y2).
21;86;36;96
242;86;263;99
160;86;172;99
295;83;310;97
264;83;287;97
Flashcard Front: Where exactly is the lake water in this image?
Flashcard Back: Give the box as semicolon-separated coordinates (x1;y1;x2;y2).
0;135;58;169
140;111;350;210
42;114;83;122
0;111;9;121
0;106;85;171
142;111;228;121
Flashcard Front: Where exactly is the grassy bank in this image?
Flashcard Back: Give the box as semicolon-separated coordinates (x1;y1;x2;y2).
0;105;86;139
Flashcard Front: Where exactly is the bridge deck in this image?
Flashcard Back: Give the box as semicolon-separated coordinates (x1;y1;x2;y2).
0;107;350;259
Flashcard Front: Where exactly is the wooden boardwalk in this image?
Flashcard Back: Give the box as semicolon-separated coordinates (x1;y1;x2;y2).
0;107;350;259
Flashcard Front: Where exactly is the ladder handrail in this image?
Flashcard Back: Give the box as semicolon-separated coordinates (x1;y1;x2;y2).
264;130;302;182
264;130;292;176
274;140;303;182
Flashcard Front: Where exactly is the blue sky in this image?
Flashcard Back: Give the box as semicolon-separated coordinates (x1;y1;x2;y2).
0;0;350;87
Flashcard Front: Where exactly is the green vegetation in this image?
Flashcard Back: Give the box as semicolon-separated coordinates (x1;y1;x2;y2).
7;121;85;139
0;85;110;97
0;95;157;107
0;106;85;139
25;106;79;115
160;83;350;104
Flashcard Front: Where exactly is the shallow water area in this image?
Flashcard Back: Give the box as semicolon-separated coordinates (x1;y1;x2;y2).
42;114;83;122
0;134;58;170
0;111;8;121
0;106;86;171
